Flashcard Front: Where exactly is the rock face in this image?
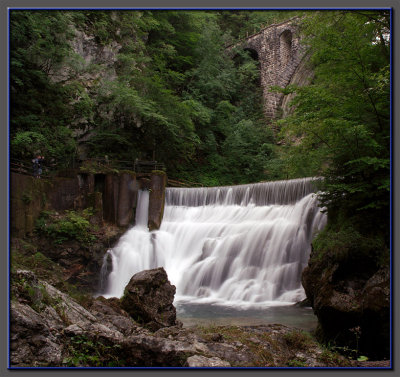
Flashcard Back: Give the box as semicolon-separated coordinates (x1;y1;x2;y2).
280;53;314;118
302;249;390;359
185;355;231;367
120;267;177;331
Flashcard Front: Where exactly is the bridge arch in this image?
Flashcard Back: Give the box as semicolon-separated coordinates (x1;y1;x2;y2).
226;18;305;120
279;29;293;66
243;47;259;61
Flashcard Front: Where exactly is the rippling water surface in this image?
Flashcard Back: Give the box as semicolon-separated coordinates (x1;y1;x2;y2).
176;302;318;332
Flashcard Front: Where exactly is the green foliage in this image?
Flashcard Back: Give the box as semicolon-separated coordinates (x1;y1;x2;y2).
317;348;351;367
11;9;389;197
311;220;389;269
278;11;390;243
63;335;124;367
12;274;52;313
10;10;79;162
11;240;95;308
196;325;275;367
36;209;96;245
21;191;32;205
11;242;63;283
151;170;166;175
216;10;302;41
10;10;286;185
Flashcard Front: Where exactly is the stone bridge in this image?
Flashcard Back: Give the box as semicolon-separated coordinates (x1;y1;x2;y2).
229;17;308;119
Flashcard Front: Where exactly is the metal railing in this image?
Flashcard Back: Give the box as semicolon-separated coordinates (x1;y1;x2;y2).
11;157;204;188
10;158;55;178
80;158;166;174
10;157;166;177
134;160;166;174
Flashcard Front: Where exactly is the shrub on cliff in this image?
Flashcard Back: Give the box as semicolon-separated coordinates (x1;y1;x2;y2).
311;221;389;271
36;209;96;246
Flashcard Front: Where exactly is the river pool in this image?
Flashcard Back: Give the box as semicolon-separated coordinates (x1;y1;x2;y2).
175;302;318;332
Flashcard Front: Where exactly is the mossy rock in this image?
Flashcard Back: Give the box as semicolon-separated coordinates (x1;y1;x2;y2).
119;170;136;177
151;170;166;176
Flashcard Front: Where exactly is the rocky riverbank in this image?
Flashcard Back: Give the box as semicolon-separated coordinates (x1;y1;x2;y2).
302;243;390;360
10;267;389;368
9;206;391;368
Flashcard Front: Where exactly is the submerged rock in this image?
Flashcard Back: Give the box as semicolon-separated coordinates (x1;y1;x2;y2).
120;267;177;331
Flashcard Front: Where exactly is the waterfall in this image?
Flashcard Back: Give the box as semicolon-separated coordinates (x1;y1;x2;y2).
135;189;150;228
100;178;327;307
102;190;152;297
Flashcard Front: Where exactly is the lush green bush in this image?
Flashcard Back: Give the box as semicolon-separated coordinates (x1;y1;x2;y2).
36;209;96;245
311;220;389;269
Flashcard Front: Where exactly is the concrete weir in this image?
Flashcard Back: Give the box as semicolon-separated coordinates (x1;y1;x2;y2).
102;171;167;230
10;169;168;237
147;171;167;231
117;172;137;227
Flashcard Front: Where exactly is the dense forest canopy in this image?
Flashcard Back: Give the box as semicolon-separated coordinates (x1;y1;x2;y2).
10;9;294;185
10;9;390;244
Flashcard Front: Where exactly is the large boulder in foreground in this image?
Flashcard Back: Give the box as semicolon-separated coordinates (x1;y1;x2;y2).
120;267;177;331
302;248;390;359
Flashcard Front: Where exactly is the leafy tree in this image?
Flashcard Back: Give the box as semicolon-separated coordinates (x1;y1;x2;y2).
278;11;390;242
217;10;302;42
9;10;286;184
10;10;79;161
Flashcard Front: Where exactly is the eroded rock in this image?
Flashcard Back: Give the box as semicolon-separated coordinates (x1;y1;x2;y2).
10;301;64;367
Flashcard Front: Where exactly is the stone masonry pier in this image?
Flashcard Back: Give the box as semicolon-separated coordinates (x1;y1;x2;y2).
228;17;306;119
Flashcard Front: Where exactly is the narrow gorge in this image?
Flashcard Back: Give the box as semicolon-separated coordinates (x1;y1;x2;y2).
9;8;391;369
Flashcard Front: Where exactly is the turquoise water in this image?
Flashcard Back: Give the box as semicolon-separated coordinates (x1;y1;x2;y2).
176;302;318;332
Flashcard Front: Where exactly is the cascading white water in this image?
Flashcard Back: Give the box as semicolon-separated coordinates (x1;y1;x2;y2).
102;190;152;296
100;178;327;307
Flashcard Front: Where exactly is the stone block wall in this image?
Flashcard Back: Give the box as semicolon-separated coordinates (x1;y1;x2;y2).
238;18;306;119
10;173;81;237
11;170;167;237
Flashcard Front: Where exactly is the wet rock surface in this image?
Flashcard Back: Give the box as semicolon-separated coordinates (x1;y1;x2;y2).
10;268;390;368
